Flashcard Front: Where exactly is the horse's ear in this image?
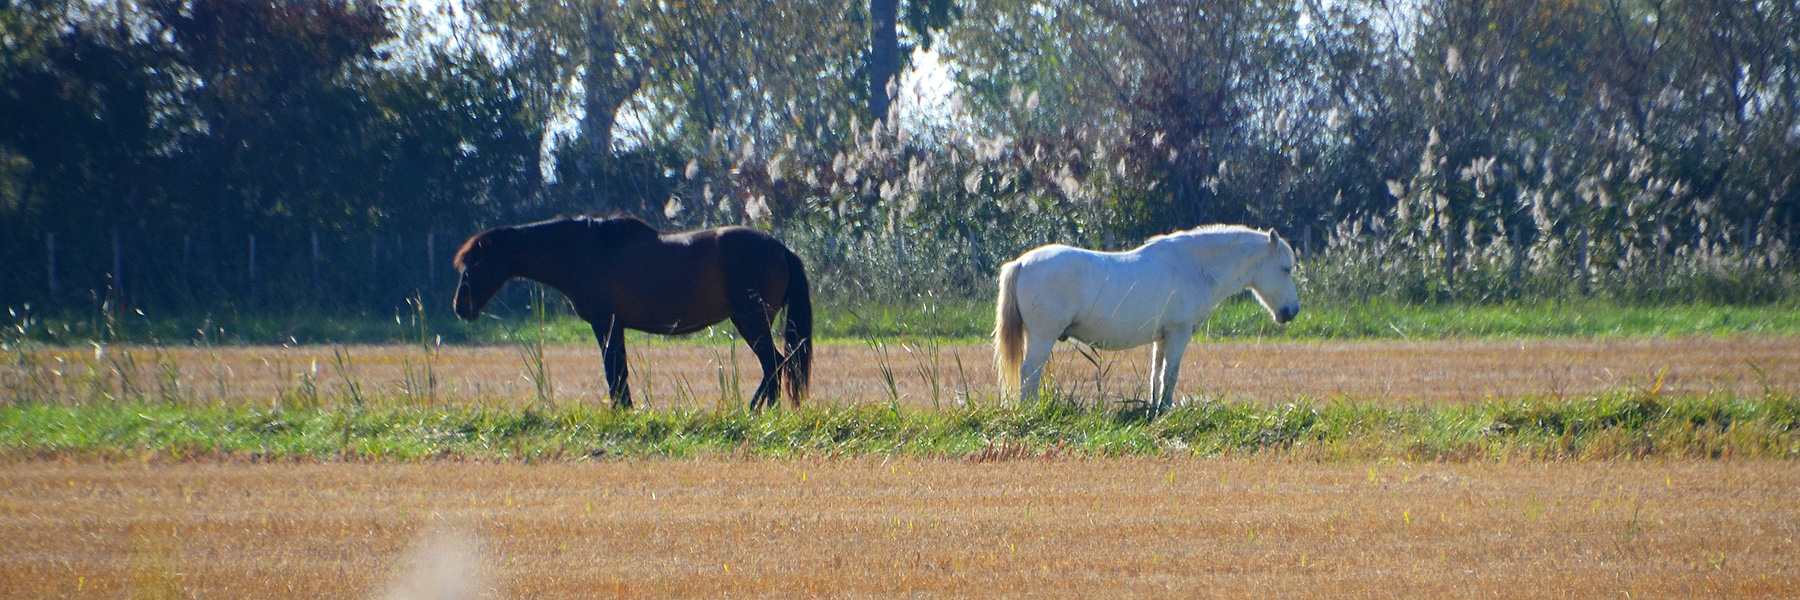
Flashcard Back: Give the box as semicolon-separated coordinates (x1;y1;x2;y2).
1268;230;1282;253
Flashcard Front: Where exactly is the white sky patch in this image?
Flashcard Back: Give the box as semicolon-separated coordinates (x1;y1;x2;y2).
364;5;982;182
539;73;587;183
531;38;974;176
598;46;968;158
898;47;965;137
378;0;506;71
609;82;662;154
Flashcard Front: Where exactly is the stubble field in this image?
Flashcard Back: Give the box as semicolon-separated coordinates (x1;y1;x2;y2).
1;458;1795;598
4;336;1798;598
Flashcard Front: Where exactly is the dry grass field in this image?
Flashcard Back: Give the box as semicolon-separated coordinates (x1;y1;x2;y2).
1;458;1795;598
17;336;1799;408
8;337;1796;597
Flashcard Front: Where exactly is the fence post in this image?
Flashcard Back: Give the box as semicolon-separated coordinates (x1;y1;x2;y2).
1787;212;1795;262
427;230;437;293
1735;212;1749;264
370;233;380;298
394;234;405;297
248;233;258;303
1510;225;1524;287
111;229;122;296
893;233;906;270
311;231;321;292
1442;222;1457;289
46;233;58;303
182;235;192;305
1577;226;1591;296
967;229;985;274
1744;214;1754;268
1300;224;1312;261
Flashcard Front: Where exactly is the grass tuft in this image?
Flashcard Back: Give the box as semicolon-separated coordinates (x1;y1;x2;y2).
3;391;1794;462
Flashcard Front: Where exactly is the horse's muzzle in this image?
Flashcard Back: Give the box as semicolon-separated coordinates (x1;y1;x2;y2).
453;282;478;322
1275;305;1299;324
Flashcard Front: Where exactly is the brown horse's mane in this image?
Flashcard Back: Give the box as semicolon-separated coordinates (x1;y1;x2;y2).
454;214;656;270
452;229;495;271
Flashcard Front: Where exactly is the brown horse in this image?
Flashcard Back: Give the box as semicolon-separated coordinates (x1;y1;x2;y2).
452;215;812;409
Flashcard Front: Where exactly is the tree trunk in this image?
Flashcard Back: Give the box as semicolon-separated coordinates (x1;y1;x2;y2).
581;5;631;154
868;0;900;123
578;4;641;209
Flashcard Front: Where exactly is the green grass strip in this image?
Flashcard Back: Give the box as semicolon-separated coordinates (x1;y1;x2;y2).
1199;299;1800;340
4;392;1795;462
9;299;1799;346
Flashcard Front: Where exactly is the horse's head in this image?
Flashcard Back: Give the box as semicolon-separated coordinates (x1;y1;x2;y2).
1246;230;1301;324
452;228;512;321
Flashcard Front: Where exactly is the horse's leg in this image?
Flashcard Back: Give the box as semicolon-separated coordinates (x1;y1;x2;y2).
730;312;782;410
1147;339;1166;405
593;316;632;409
1156;326;1194;411
1019;335;1056;403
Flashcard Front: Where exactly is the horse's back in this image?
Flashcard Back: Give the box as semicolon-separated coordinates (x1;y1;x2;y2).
606;226;794;331
708;226;789;256
1011;243;1150;292
699;226;793;284
1008;243;1190;350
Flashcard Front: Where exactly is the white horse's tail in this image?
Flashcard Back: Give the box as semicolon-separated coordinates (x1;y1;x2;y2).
994;260;1025;397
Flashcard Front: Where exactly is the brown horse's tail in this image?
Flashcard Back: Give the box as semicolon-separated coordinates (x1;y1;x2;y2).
994;260;1025;398
782;249;813;408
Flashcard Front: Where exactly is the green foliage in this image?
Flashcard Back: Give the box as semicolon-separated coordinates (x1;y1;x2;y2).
0;0;548;312
1200;298;1800;339
1304;230;1800;306
1;0;1796;320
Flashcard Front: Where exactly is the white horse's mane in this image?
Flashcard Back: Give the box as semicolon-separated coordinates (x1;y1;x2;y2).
1141;224;1269;247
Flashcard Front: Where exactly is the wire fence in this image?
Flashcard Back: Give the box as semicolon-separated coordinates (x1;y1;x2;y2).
3;226;482;316
3;215;1794;321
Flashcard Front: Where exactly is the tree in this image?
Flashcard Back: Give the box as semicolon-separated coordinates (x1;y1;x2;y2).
868;0;957;122
946;0;1314;232
868;0;899;122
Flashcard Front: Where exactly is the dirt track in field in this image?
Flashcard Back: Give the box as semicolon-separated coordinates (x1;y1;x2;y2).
1;459;1795;599
17;336;1798;408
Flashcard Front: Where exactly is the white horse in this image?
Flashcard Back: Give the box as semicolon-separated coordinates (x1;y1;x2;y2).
993;225;1301;408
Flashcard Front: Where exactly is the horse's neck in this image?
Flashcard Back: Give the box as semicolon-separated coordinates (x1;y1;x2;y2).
1177;235;1264;298
504;231;581;292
